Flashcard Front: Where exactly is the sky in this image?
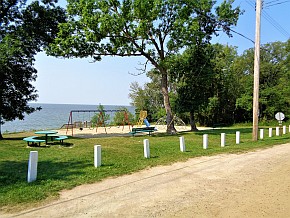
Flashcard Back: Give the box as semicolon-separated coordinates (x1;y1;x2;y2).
32;0;290;106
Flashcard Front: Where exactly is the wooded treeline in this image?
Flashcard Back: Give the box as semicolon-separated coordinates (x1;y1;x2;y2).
129;40;290;129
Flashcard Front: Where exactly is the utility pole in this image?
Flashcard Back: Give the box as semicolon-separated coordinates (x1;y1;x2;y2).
252;0;262;141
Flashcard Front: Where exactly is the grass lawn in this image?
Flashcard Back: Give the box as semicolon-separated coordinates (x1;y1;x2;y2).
1;125;290;211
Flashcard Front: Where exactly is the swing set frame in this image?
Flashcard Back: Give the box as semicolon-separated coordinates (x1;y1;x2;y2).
66;110;132;136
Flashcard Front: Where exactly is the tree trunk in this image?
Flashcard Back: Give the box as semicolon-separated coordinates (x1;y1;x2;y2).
189;111;198;131
161;70;176;134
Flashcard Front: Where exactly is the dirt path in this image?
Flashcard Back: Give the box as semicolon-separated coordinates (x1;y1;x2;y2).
4;143;290;218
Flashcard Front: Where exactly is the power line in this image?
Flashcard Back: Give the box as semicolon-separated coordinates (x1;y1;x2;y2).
264;0;290;8
230;29;255;44
264;0;284;5
262;10;290;38
246;0;290;39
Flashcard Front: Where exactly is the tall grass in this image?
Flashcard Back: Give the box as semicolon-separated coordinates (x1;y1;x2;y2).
0;125;290;211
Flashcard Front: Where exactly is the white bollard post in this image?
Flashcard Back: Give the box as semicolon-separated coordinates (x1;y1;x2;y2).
221;133;226;147
179;136;186;152
269;128;272;137
203;134;208;149
144;139;150;158
27;151;38;183
283;126;286;134
276;127;280;136
236;131;240;144
260;129;264;139
94;145;102;167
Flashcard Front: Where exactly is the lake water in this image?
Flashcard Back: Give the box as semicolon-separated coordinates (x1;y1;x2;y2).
1;103;135;133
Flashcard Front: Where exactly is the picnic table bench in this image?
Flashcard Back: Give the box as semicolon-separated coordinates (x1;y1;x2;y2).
23;136;45;146
51;135;68;144
129;127;156;136
23;135;69;146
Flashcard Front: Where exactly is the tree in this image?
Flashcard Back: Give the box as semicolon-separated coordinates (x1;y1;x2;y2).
48;0;241;134
169;43;239;129
112;107;134;125
0;0;66;139
91;104;110;125
203;44;239;126
169;44;215;130
235;40;290;122
129;70;165;122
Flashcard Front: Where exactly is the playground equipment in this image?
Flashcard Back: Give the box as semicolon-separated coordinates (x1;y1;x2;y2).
130;111;157;136
66;110;131;136
155;115;186;131
136;111;147;126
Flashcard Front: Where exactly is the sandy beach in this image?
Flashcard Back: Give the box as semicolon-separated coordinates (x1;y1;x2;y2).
3;142;290;217
57;125;209;138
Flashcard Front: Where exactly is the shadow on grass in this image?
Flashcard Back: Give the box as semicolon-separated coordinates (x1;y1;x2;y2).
2;137;25;141
0;159;89;186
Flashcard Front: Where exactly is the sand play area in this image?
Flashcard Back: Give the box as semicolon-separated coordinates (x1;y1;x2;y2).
57;125;205;138
3;142;290;217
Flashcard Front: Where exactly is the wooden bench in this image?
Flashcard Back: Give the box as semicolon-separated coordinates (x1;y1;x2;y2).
129;127;156;136
23;136;45;146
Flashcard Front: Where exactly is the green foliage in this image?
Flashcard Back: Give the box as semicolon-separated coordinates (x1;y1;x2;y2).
169;43;239;127
0;0;66;139
235;40;290;121
112;107;135;125
90;104;110;125
130;40;290;126
129;70;164;122
48;0;241;133
1;128;290;210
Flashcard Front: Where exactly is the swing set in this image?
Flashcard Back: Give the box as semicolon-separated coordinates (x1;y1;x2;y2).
66;110;132;136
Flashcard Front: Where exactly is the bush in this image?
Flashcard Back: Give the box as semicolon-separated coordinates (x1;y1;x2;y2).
112;107;135;125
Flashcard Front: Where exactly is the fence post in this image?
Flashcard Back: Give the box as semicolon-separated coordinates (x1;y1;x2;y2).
94;145;102;167
283;126;286;134
27;151;38;183
179;136;186;152
276;127;280;136
269;128;272;137
236;131;240;144
260;129;264;139
144;139;150;158
203;134;208;149
221;133;226;147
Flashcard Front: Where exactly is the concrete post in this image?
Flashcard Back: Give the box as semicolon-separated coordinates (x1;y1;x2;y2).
283;126;286;134
94;145;101;167
221;133;226;147
203;134;208;149
260;129;264;139
269;128;272;137
144;139;150;158
236;131;240;144
27;151;38;183
276;127;280;136
179;136;186;152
